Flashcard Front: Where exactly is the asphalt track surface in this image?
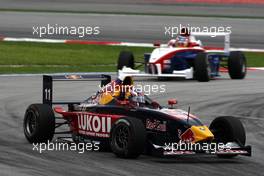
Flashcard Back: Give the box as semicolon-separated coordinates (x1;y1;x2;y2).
0;1;264;176
1;0;264;18
0;71;264;176
1;12;264;49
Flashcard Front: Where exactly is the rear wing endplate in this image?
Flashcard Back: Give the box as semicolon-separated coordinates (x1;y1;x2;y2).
43;74;111;105
192;32;230;53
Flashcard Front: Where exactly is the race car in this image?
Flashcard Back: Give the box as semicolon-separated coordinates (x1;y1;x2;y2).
23;74;251;158
117;32;247;82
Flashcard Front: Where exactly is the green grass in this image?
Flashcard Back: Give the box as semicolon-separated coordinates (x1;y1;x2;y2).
0;41;263;74
0;42;152;65
0;65;115;74
0;41;153;73
244;52;264;67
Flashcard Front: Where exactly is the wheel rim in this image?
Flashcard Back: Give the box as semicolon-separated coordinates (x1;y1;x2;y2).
25;110;37;136
114;125;129;150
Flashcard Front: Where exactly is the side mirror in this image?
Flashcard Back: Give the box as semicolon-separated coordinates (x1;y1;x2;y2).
119;100;129;105
153;41;161;47
168;99;177;108
151;101;160;109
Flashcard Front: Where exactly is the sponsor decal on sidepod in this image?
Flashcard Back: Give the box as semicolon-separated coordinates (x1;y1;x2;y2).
78;114;112;138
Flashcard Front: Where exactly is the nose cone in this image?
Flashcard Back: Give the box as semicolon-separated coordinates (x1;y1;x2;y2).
190;126;214;143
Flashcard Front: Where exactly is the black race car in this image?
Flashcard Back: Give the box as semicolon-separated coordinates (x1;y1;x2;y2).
23;74;251;158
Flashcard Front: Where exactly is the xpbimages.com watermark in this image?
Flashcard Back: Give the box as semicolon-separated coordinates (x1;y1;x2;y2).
32;140;100;154
98;82;166;96
32;24;100;38
164;141;231;153
164;24;232;37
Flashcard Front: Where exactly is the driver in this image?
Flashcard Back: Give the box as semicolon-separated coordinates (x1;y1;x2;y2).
168;27;202;48
96;76;162;109
98;75;134;105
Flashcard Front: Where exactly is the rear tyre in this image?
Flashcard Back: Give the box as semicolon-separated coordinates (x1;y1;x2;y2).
228;51;247;79
117;51;135;70
24;104;55;143
194;52;210;82
209;116;246;158
110;117;146;158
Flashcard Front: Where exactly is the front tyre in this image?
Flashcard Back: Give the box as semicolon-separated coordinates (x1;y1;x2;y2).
228;51;247;79
209;116;246;158
194;52;210;82
110;117;146;158
24;104;55;143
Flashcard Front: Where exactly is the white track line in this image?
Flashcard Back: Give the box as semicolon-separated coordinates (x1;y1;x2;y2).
3;37;65;43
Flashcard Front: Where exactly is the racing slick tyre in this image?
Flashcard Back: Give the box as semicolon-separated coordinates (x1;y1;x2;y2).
23;104;55;143
110;117;146;158
228;51;247;79
194;52;210;82
117;51;135;70
209;116;246;158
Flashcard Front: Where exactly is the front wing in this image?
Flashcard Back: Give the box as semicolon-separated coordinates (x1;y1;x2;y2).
151;142;252;157
118;66;194;79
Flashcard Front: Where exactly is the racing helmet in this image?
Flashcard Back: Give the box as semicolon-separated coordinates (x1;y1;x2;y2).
176;27;190;47
180;27;190;37
123;76;133;85
111;76;133;101
117;75;133;85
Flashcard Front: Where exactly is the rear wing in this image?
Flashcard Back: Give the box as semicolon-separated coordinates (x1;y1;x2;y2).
43;74;111;105
192;32;230;53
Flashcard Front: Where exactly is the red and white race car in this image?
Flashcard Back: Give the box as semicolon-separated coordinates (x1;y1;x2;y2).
117;32;246;82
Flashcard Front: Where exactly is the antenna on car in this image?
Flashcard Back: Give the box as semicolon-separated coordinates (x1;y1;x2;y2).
187;106;190;124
